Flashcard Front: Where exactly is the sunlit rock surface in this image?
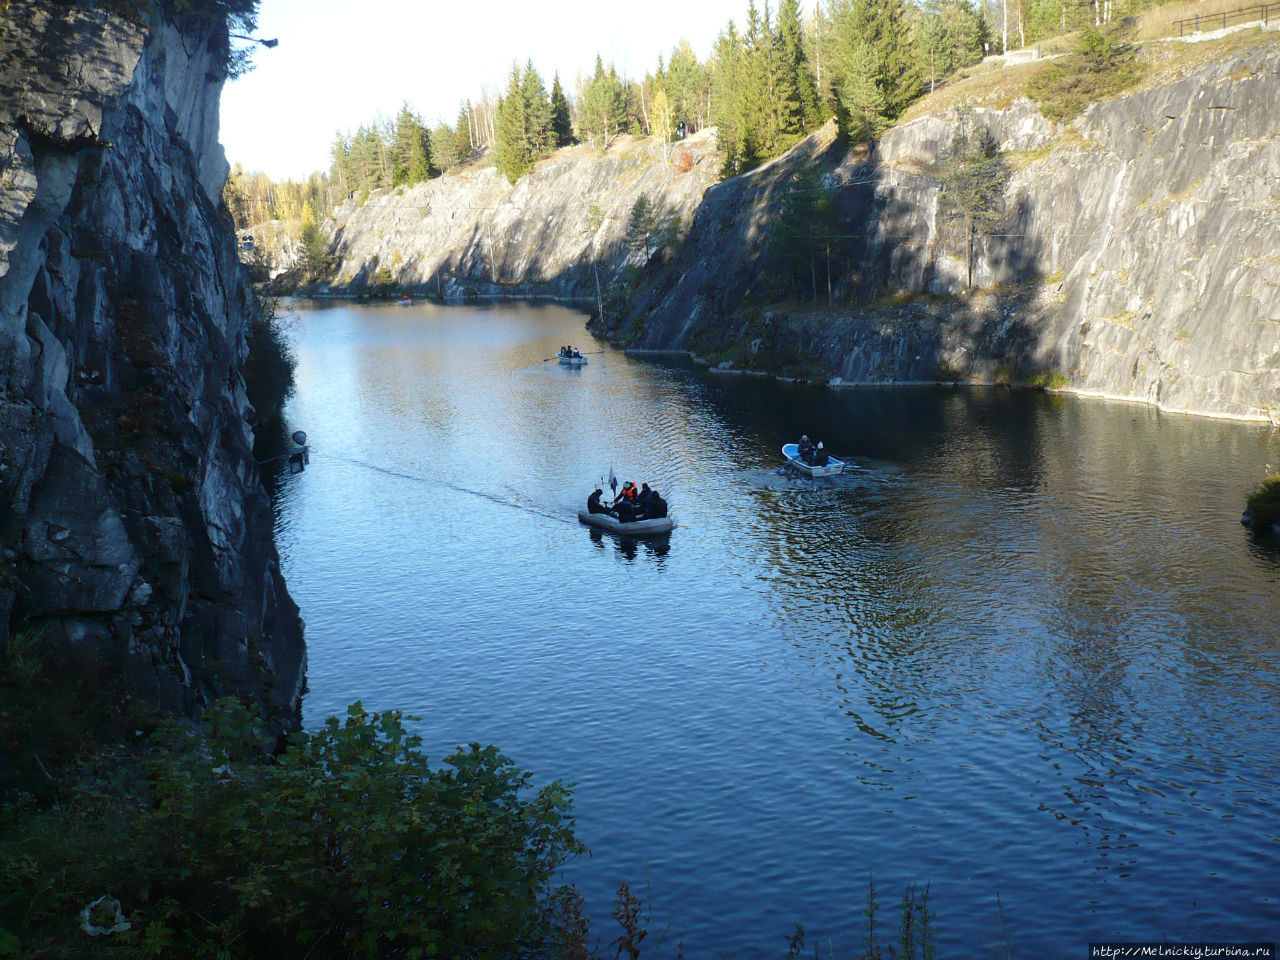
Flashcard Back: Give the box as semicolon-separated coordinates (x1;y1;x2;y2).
325;130;722;301
603;49;1280;422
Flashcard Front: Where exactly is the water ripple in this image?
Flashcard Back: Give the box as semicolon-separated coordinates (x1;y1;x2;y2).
276;301;1280;958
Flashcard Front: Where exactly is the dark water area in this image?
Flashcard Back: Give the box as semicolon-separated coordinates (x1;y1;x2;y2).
271;298;1280;957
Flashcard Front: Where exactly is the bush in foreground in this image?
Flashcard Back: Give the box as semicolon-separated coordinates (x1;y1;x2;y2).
1;700;586;958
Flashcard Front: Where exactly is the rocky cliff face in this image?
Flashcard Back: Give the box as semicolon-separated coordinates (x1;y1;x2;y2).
325;132;722;300
603;38;1280;422
0;3;304;729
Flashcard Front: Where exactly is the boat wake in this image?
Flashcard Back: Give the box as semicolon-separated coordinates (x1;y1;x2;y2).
310;450;577;525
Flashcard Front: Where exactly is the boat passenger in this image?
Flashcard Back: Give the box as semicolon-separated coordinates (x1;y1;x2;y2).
613;481;639;521
571;346;582;358
812;442;830;467
644;490;668;519
636;483;654;510
798;434;815;463
587;488;609;514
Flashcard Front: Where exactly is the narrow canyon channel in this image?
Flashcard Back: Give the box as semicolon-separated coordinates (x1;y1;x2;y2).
268;298;1280;957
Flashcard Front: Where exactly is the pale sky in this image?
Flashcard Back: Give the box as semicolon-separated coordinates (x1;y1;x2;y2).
219;0;759;180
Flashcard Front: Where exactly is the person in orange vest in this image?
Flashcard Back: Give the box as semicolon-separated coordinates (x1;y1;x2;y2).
613;481;639;521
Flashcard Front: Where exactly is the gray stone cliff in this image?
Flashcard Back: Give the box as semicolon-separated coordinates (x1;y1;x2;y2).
325;131;721;301
0;2;304;728
602;39;1280;422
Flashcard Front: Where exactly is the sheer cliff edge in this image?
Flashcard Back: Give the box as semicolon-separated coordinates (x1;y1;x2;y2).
0;2;305;730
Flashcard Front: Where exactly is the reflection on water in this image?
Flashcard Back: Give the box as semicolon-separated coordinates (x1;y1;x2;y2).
586;526;672;562
274;299;1280;957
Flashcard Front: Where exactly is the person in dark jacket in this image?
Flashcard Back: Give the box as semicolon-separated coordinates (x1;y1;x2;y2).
613;481;639;521
636;483;654;510
644;490;668;519
798;434;815;463
587;488;608;514
812;442;829;466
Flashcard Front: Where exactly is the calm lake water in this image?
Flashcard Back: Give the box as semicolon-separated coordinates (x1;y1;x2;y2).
271;299;1280;958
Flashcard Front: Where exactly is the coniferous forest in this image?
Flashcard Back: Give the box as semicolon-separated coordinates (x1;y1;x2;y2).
224;0;1168;238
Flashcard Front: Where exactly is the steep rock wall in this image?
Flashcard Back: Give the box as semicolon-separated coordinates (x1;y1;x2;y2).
0;2;304;728
602;40;1280;422
325;132;721;299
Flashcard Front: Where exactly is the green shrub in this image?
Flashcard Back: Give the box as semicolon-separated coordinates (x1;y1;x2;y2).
1026;26;1148;123
1027;370;1069;390
1246;474;1280;526
243;294;296;427
1;700;586;958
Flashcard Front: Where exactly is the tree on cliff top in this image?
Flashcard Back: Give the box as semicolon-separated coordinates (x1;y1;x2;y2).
550;73;575;147
776;0;824;132
578;56;627;150
827;0;922;139
494;60;555;183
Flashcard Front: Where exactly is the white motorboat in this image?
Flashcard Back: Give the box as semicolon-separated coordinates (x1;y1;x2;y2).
782;443;845;477
578;510;673;535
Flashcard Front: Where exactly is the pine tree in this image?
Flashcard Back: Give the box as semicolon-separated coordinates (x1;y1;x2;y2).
550;73;575;146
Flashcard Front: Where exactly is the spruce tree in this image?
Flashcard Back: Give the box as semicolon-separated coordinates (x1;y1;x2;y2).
625;194;656;257
454;105;473;160
773;166;842;304
392;104;434;186
776;0;823;132
711;21;752;177
579;56;625;149
520;60;553;158
406;126;434;184
495;65;529;183
431;122;461;172
834;38;885;148
550;73;575;146
666;40;708;134
940;109;1009;288
743;0;778;158
873;0;923;119
828;0;922;139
